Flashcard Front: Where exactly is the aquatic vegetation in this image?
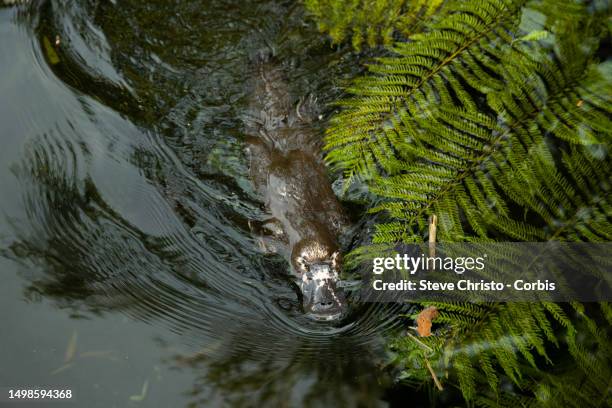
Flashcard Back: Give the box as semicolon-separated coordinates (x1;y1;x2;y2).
308;0;612;404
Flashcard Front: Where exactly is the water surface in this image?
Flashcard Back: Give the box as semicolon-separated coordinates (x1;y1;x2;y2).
0;1;405;406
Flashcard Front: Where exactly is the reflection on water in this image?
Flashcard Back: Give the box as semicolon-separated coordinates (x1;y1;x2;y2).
0;0;407;406
169;325;390;406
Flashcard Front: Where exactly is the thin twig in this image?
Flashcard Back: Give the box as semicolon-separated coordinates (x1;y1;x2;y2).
407;332;433;352
424;357;444;391
428;214;437;259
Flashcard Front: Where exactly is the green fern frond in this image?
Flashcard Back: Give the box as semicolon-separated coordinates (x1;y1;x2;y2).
325;0;528;177
314;0;611;405
325;0;611;244
391;301;581;399
304;0;446;50
473;302;612;407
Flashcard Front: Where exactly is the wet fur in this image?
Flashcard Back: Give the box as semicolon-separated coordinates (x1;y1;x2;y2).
244;55;347;274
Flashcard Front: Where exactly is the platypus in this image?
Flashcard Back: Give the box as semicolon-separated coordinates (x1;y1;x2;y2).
244;54;349;320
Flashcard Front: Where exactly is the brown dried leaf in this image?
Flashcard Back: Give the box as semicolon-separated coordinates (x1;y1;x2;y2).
416;306;439;337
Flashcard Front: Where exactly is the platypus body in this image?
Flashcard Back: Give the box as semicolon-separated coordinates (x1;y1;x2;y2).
245;55;348;320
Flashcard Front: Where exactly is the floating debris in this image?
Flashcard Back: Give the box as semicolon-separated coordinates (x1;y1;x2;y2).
129;380;149;402
42;36;60;65
64;330;78;363
50;362;73;375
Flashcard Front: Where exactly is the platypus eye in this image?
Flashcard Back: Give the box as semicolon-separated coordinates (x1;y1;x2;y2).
331;251;341;269
296;256;309;272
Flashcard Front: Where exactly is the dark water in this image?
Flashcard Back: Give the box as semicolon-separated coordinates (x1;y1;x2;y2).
0;1;406;406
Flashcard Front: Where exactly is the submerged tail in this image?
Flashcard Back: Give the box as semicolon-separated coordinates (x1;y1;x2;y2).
244;50;293;139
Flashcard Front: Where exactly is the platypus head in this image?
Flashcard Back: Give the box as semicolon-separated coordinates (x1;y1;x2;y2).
292;240;346;321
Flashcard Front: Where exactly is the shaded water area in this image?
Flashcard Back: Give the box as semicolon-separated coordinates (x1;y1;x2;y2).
0;0;409;406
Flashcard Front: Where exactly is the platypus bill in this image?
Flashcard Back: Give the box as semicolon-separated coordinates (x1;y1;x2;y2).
245;54;349;321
